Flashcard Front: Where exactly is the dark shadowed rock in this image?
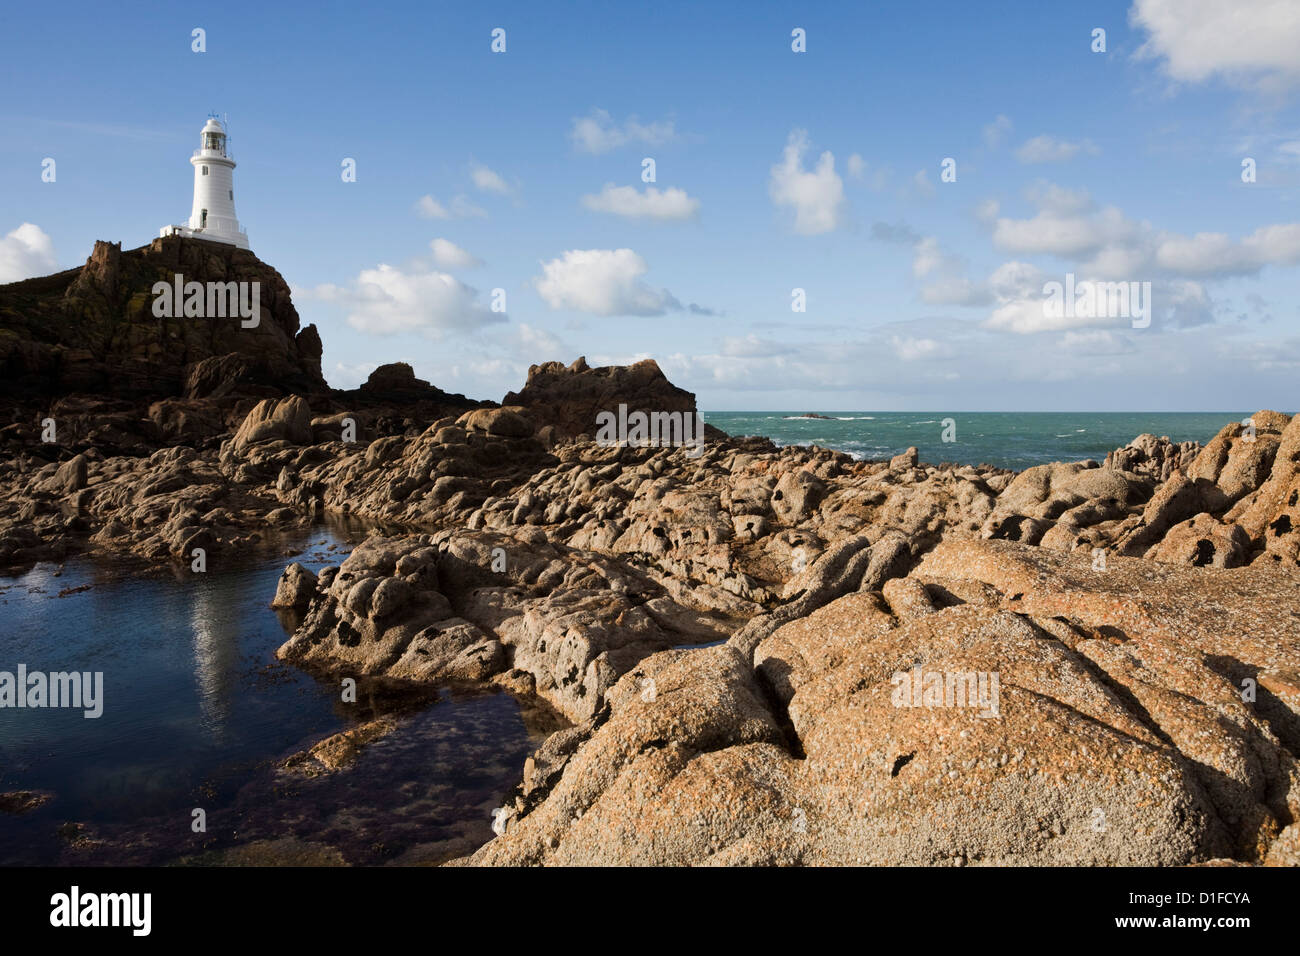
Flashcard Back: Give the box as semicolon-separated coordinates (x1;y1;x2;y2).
0;236;325;399
502;356;697;439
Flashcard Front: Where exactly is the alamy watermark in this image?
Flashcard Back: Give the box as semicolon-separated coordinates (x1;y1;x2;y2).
1;665;103;718
1042;273;1151;329
152;273;260;328
50;886;150;936
891;665;1000;718
594;403;705;458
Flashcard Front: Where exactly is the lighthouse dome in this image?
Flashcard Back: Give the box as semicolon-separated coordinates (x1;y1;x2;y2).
198;118;229;157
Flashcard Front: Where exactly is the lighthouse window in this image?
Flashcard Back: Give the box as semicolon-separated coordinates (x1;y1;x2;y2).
229;190;233;199
200;209;208;228
202;166;209;175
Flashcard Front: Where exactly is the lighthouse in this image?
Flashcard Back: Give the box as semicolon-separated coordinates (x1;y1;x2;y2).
159;117;249;249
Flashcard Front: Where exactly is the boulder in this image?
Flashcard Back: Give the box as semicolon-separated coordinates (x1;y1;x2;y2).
271;562;319;609
889;446;919;470
230;396;313;453
457;406;535;439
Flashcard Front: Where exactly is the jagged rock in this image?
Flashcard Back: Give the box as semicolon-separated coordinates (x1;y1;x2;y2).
889;446;919;470
46;454;88;495
0;790;54;814
0;236;325;399
183;354;252;400
460;644;798;866
279;717;399;776
502;356;697;439
1106;433;1201;482
1115;469;1227;556
148;398;225;444
462;534;1299;866
1266;823;1300;866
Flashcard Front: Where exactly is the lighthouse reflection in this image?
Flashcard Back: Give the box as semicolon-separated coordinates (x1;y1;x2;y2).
189;573;243;742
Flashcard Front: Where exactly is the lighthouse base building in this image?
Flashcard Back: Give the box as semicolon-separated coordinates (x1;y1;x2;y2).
160;117;249;249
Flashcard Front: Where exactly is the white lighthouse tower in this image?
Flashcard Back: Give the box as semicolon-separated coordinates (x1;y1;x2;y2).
160;116;249;249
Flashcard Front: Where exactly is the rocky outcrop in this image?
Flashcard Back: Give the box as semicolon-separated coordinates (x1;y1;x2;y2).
0;236;325;399
1105;432;1201;482
502;356;698;439
463;537;1300;866
229;396;313;454
277;528;733;721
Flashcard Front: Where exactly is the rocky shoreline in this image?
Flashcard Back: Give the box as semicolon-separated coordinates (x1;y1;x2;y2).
3;238;1299;866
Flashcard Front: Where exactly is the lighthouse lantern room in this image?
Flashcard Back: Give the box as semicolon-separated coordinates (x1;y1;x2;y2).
160;116;249;249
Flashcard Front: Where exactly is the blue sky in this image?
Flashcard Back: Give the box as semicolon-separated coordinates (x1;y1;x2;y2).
2;0;1298;410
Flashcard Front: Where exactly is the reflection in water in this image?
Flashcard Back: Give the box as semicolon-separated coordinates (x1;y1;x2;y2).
189;576;241;743
0;519;542;866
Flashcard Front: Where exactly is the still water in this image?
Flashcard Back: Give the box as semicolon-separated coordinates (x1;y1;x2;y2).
0;520;543;865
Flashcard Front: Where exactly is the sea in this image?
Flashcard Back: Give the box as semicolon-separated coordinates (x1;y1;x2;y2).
700;411;1260;471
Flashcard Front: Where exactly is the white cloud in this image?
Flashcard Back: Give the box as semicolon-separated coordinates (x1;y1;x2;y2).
414;195;449;219
0;223;57;282
570;108;677;154
534;248;681;317
911;237;947;279
580;184;700;221
470;163;512;195
329;360;380;390
1015;135;1099;164
303;263;503;337
991;186;1138;260
983;268;1215;335
1132;0;1300;92
1155;224;1300;276
990;184;1300;278
769;129;846;235
429;238;482;269
994;205;1137;258
515;322;567;357
910;237;993;305
890;335;955;361
983;114;1013;149
983;265;1099;335
413;194;487;220
847;153;867;179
